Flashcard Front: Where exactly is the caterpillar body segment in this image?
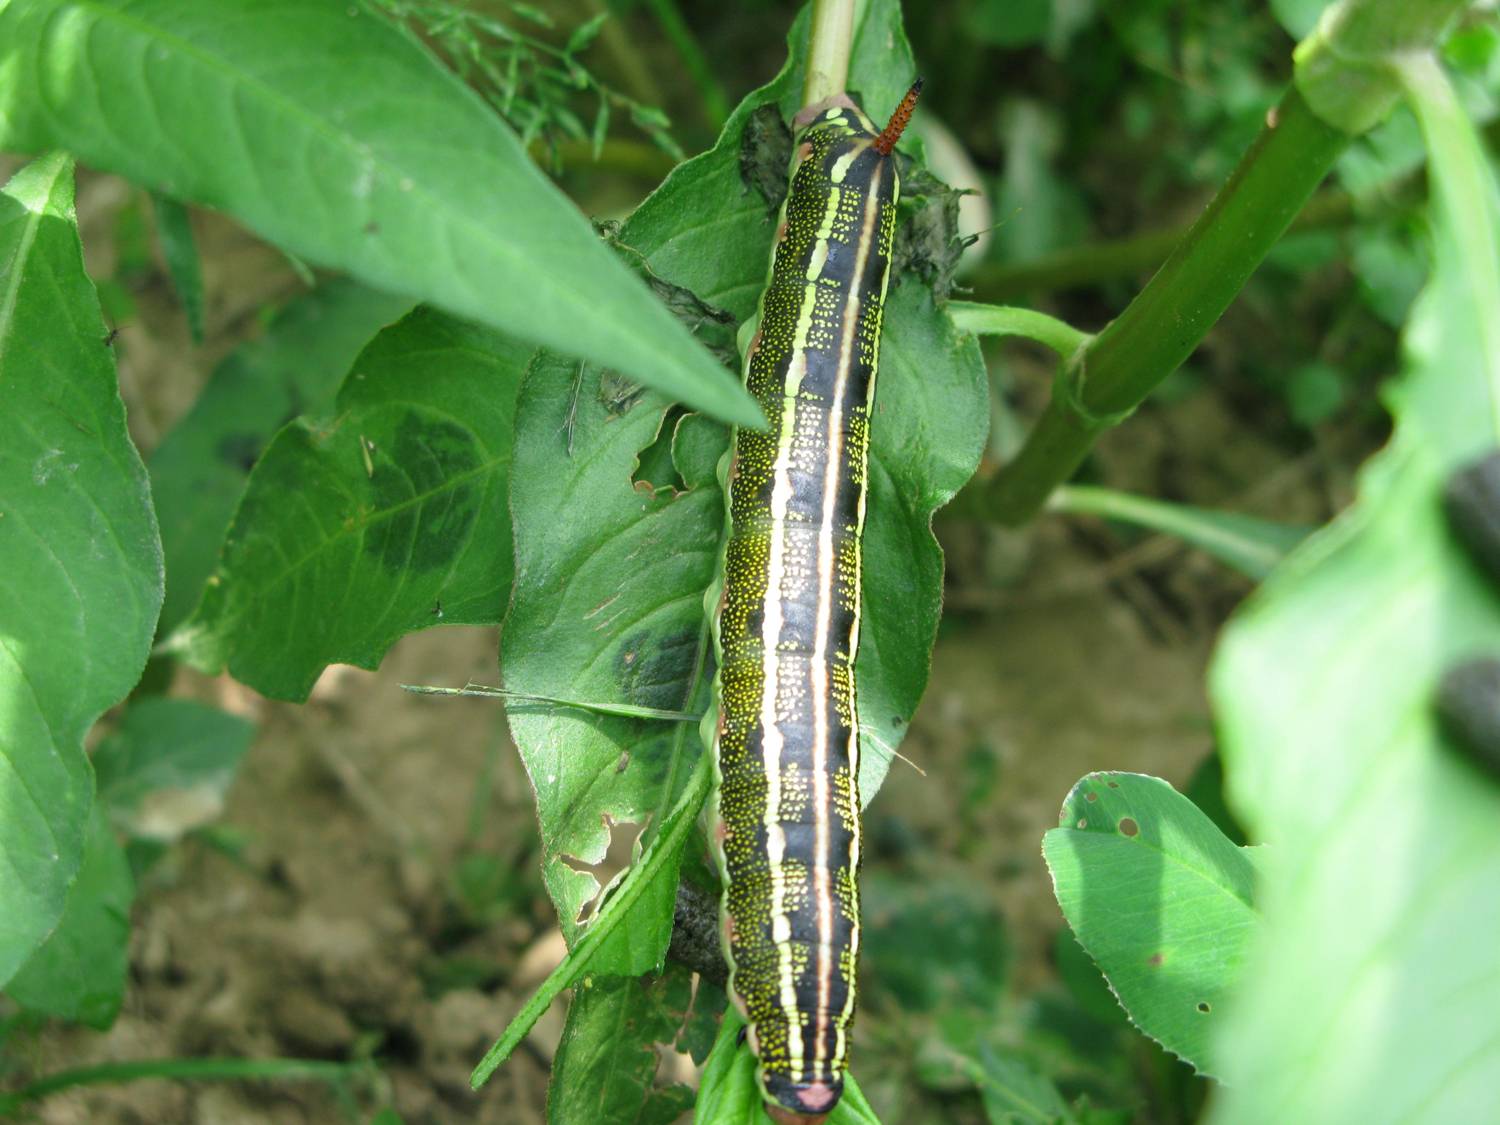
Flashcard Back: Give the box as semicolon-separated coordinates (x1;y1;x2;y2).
708;82;920;1124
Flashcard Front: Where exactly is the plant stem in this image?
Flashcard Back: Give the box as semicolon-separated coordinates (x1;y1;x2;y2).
803;0;855;105
967;87;1347;525
643;0;731;131
962;0;1476;526
0;1058;369;1113
948;301;1092;358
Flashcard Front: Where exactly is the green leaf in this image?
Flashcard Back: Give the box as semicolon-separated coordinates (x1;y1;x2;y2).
1042;773;1258;1077
150;280;412;634
861;869;1010;1016
968;1044;1072;1125
5;807;134;1029
0;0;758;427
500;0;984;970
470;753;712;1088
170;307;527;700
150;194;203;343
1050;485;1311;580
1206;56;1500;1123
93;697;255;843
0;153;163;988
546;966;694;1125
695;1010;881;1124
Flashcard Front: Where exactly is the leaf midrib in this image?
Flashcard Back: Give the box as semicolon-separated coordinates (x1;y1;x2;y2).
1059;820;1256;912
64;0;644;363
0;157;62;371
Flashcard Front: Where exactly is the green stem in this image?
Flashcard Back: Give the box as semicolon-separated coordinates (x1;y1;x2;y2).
643;0;731;131
0;1058;369;1113
967;86;1347;525
948;301;1091;357
965;0;1474;526
1051;484;1310;579
803;0;855;106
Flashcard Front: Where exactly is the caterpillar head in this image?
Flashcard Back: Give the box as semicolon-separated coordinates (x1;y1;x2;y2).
763;1072;842;1124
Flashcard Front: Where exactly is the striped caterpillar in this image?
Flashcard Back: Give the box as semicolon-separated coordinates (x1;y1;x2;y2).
705;80;923;1124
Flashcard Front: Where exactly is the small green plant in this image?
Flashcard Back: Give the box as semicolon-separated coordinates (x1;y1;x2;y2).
1;0;1497;1121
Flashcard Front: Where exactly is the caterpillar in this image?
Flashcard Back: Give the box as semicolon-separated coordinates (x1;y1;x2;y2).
705;79;922;1124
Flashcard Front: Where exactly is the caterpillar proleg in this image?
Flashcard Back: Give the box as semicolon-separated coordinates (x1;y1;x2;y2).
706;79;922;1124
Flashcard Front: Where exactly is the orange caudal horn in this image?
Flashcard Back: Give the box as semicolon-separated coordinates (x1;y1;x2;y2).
873;77;923;155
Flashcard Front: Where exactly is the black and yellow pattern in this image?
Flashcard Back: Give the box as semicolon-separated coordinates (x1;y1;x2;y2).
706;83;918;1123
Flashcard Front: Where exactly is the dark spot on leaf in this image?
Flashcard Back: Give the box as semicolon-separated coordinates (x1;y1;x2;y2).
739;104;792;213
617;628;699;712
1107;781;1120;789
616;752;630;773
597;370;645;417
364;411;483;574
1075;817;1087;829
218;432;262;473
1149;952;1164;966
1119;817;1139;837
1085;791;1098;802
1197;1001;1211;1013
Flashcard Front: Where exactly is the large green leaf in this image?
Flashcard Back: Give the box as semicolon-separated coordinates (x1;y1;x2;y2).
0;0;758;427
171;307;527;700
502;0;985;946
1207;56;1500;1122
4;807;134;1029
547;966;695;1125
150;280;412;634
93;697;255;842
0;153;162;988
1043;772;1258;1077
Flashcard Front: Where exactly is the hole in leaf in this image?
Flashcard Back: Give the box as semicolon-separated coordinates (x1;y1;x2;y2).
1118;817;1139;837
560;815;645;925
1197;1001;1211;1013
632;405;689;497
